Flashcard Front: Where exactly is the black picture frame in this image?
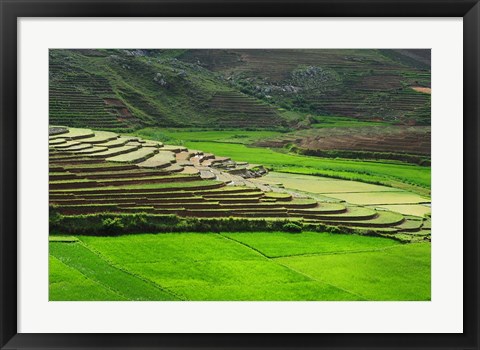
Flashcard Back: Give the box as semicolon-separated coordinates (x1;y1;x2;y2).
1;1;478;349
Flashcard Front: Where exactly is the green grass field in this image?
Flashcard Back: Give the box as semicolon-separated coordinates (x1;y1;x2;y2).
50;232;430;301
133;128;282;145
311;115;391;128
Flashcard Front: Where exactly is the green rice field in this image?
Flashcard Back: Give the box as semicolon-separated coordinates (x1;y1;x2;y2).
134;128;282;145
50;232;430;301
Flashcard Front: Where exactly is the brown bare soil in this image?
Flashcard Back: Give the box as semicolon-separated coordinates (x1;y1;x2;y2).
255;126;431;157
411;87;431;94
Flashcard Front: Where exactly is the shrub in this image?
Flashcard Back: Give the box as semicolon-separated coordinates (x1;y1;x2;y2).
50;212;313;236
282;222;302;233
101;217;124;235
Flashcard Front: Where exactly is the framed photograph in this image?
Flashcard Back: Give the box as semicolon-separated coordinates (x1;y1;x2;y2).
1;0;478;349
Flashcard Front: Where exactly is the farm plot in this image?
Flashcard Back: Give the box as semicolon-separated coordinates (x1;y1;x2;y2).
221;231;401;258
77;131;119;144
178;140;431;193
49;256;126;301
256;172;431;218
49;232;431;301
49;127;94;140
258;172;405;194
106;147;159;163
326;191;430;206
134;128;282;145
368;204;431;217
137;151;176;168
130;129;431;194
255;126;431;161
49;126;431;239
275;242;431;301
50;242;177;301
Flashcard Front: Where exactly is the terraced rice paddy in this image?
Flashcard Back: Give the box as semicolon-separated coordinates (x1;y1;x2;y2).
50;232;431;301
257;172;405;194
258;172;431;217
326;192;429;206
368;204;431;217
49;127;431;239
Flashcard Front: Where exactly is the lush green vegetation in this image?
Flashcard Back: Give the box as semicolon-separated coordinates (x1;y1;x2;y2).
49;48;432;302
50;255;126;301
276;242;431;301
311;115;391;128
50;242;177;300
50;232;430;301
221;231;400;258
132;128;283;145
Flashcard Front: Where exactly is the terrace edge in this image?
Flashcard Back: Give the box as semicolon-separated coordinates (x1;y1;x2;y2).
1;1;479;350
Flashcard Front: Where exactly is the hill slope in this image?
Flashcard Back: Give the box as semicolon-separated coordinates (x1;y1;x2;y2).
49;49;284;130
178;49;431;124
49;49;431;130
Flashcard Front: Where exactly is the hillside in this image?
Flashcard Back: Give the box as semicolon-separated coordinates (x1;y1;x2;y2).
49;49;285;130
179;49;431;124
49;49;431;130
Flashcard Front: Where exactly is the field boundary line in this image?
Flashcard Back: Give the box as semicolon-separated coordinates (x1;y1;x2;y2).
49;254;128;300
77;240;186;301
273;260;369;301
219;233;370;300
278;260;371;301
218;233;271;259
270;244;405;259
